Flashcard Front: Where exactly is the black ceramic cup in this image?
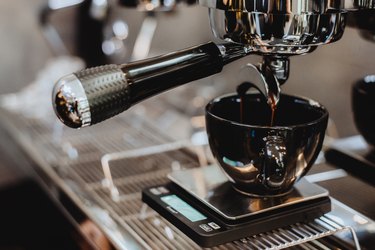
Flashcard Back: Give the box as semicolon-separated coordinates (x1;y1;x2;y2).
352;75;375;148
205;93;328;197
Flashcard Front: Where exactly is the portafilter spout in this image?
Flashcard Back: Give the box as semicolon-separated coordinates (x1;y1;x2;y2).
52;0;349;128
237;57;288;108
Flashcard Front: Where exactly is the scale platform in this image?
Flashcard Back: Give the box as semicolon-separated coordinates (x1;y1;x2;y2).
142;165;331;247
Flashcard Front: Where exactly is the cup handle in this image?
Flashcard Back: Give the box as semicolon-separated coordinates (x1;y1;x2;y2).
261;135;287;189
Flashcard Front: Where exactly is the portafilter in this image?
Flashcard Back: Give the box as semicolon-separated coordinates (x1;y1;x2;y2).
52;0;350;128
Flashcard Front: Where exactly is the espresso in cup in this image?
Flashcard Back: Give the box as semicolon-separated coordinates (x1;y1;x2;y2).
205;93;328;197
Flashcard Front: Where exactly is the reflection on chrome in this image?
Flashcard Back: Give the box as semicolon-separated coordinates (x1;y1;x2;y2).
209;9;346;55
201;0;347;12
52;74;91;128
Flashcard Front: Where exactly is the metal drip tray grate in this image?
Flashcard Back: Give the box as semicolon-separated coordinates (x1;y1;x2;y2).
99;148;200;179
124;215;200;250
0;108;363;250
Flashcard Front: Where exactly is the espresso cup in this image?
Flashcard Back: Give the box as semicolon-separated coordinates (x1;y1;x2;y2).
205;93;328;197
352;75;375;148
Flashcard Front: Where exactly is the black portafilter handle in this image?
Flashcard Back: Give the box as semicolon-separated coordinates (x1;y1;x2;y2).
52;42;249;128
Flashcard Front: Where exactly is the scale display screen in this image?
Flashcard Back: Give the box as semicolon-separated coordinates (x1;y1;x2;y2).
161;195;207;222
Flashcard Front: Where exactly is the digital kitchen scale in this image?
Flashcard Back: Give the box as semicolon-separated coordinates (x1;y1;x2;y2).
142;165;331;247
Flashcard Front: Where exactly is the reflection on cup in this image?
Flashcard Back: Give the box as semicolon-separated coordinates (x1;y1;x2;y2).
205;93;328;197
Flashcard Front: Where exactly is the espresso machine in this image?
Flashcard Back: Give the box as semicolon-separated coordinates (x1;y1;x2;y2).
52;1;348;129
48;0;375;247
325;4;375;186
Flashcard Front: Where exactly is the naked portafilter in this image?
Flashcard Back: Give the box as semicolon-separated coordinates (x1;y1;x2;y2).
53;0;355;128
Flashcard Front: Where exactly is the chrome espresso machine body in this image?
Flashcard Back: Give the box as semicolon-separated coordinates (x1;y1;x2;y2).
46;0;375;248
53;0;351;128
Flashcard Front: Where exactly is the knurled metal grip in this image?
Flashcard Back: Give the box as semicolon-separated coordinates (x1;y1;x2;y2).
75;64;130;126
52;64;130;128
52;42;227;129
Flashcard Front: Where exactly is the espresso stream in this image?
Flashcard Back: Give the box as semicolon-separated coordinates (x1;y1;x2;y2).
237;82;278;126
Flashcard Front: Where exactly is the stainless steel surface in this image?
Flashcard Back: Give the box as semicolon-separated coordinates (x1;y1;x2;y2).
200;0;373;11
203;0;373;54
100;140;198;200
263;57;290;85
53;73;92;128
200;0;346;12
0;105;372;249
209;8;346;54
168;165;329;220
237;63;282;108
353;0;375;8
53;64;131;128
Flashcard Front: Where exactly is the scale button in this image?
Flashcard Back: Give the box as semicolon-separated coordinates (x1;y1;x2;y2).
157;186;170;194
150;188;161;195
208;222;221;230
166;206;178;214
199;224;213;232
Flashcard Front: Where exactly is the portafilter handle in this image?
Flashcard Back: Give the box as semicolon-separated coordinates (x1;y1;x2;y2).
52;42;251;128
